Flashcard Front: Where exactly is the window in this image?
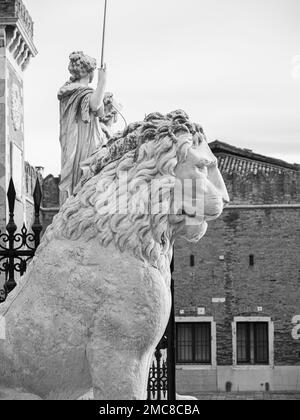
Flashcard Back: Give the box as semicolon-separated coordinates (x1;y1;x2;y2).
176;323;211;364
190;255;195;267
236;322;269;365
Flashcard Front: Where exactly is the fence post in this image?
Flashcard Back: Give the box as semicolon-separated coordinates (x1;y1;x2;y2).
5;179;17;293
32;177;43;248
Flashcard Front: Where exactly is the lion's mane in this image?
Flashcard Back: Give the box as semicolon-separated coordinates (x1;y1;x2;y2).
41;110;206;268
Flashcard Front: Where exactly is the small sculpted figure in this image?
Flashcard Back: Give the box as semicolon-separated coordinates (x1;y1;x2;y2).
58;51;107;204
99;92;120;140
78;92;121;190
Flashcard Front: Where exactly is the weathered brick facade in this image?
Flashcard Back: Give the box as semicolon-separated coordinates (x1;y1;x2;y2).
24;163;59;234
174;141;300;393
40;174;60;234
175;208;300;363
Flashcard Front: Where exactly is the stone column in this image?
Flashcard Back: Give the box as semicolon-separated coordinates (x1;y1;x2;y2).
0;0;37;232
0;24;7;231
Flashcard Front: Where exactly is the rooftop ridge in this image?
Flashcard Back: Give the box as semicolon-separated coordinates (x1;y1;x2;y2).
210;140;300;172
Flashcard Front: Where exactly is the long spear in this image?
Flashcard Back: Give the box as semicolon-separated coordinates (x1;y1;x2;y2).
100;0;108;69
99;0;127;127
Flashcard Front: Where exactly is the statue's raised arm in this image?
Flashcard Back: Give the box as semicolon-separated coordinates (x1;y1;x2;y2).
58;51;107;205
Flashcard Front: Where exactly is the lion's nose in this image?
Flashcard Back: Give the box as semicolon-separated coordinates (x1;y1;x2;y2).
208;166;230;206
223;196;230;207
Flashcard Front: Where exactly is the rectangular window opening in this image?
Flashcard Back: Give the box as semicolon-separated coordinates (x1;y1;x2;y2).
190;255;195;267
176;323;212;364
236;322;269;365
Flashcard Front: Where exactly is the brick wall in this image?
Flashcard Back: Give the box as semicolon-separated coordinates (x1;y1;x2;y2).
174;146;300;368
42;175;60;209
222;170;300;205
40;175;60;234
174;208;300;365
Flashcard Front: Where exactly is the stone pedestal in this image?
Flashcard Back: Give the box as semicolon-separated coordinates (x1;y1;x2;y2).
0;0;37;232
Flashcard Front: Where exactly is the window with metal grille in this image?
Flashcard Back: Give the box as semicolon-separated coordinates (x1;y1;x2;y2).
236;322;269;365
176;323;211;364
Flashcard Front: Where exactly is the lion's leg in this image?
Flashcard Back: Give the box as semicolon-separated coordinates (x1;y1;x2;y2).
86;337;152;400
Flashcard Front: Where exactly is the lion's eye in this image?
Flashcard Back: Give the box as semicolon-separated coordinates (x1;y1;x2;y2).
196;159;210;168
196;166;208;177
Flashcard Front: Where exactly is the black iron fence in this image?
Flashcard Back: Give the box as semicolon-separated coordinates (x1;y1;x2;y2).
0;178;176;399
147;334;168;400
0;178;42;303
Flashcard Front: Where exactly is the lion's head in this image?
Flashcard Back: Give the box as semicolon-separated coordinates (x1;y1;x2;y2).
43;110;229;268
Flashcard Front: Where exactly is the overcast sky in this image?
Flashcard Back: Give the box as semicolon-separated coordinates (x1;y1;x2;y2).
24;0;300;176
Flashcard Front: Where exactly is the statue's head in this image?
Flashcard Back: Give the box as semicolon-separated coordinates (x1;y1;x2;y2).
68;51;97;83
47;110;229;268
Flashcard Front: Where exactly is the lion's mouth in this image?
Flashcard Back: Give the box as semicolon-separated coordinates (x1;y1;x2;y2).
178;208;222;221
181;209;197;218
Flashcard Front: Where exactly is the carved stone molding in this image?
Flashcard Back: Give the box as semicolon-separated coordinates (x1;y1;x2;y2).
0;1;37;71
0;25;6;48
15;0;34;40
5;26;34;71
16;39;26;64
19;47;30;70
7;26;18;50
21;51;32;71
10;83;23;131
0;1;34;40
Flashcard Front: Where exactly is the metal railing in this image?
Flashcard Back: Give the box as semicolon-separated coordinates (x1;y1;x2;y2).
0;177;42;302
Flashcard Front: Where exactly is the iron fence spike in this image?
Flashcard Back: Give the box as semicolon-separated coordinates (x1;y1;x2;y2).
33;177;42;209
7;178;16;215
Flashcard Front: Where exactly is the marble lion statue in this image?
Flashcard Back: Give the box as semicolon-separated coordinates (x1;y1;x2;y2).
0;110;229;400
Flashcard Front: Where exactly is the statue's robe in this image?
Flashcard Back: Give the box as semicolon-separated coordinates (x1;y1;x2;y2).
58;83;104;203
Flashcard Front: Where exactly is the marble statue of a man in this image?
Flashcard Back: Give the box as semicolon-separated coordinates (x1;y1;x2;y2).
58;51;107;204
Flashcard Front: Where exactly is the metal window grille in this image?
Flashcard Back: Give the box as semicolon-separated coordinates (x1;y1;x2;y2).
176;323;212;364
254;322;269;364
236;322;269;365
